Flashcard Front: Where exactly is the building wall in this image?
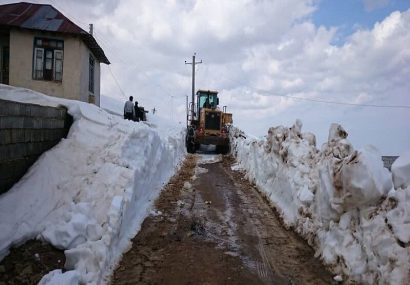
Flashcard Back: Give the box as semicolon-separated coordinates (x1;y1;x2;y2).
78;41;88;104
78;41;101;106
94;57;101;107
8;29;99;104
0;99;72;194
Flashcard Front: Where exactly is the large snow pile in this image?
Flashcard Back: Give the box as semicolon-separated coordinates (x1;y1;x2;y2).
230;120;410;284
0;85;185;284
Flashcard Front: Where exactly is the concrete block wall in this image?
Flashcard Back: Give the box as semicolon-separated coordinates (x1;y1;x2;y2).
0;99;72;194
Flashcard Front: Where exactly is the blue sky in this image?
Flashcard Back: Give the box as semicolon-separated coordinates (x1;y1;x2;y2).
313;0;410;43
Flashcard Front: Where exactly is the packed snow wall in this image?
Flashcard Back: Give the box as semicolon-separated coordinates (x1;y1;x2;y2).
229;121;410;284
0;85;186;284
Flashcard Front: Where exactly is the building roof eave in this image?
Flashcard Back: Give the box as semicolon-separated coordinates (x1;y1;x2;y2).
0;2;110;64
81;32;110;64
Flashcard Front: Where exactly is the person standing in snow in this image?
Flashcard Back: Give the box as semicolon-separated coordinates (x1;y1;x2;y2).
124;96;135;120
134;101;141;122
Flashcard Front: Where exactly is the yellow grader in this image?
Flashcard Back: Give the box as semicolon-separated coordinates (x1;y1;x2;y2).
186;90;232;154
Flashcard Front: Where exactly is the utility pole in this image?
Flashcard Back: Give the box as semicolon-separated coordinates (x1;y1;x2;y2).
185;53;202;123
186;95;189;127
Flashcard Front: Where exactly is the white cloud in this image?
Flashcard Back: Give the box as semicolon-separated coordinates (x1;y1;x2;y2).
2;0;409;153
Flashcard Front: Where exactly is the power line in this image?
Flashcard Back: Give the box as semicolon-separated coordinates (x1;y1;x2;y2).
92;32;131;65
219;76;410;110
92;33;182;98
107;66;128;100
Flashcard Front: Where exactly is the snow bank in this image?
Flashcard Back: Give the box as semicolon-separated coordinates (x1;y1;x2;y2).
0;85;185;284
391;151;410;189
230;120;410;284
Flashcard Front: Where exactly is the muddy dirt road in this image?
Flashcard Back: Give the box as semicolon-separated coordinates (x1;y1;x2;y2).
111;154;335;285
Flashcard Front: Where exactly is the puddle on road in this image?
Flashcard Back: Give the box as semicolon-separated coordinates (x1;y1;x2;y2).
191;147;223;180
197;154;222;164
195;145;223;164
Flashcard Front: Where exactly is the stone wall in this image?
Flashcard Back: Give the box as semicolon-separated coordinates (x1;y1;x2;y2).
0;99;72;194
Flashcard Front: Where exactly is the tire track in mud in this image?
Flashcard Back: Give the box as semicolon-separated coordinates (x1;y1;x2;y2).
223;157;336;285
111;154;336;285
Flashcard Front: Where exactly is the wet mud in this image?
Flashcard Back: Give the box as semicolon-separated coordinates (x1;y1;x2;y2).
0;240;65;285
111;154;335;285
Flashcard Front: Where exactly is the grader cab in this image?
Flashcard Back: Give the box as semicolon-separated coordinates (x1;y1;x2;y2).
186;90;232;154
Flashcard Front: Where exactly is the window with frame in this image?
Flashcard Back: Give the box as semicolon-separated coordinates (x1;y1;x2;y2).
89;55;95;93
33;38;64;81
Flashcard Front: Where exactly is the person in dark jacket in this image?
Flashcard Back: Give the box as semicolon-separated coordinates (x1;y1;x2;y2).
204;98;211;108
124;96;135;120
134;101;141;122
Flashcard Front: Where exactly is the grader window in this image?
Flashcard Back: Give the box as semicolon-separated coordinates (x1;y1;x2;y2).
199;93;217;109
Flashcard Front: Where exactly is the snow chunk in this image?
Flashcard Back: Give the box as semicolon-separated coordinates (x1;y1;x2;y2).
290;119;302;138
177;200;185;207
38;269;80;285
386;187;410;243
150;210;162;217
42;211;102;249
298;186;314;204
328;123;348;142
338;146;393;210
302;132;316;147
322;124;353;159
231;163;244;171
195;166;208;176
183;181;192;190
